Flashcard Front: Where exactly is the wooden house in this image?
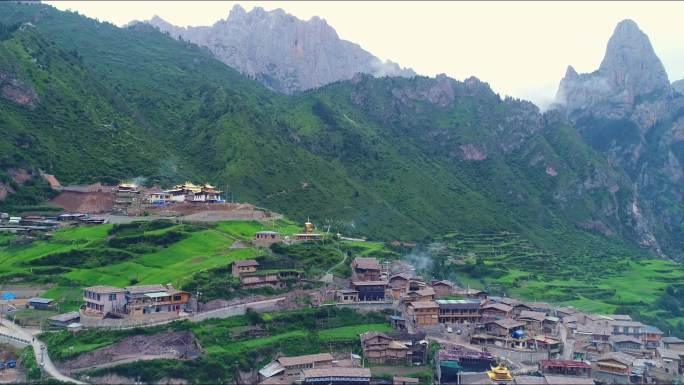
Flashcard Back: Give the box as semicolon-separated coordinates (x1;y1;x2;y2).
484;318;525;337
301;367;371;385
241;274;283;290
453;288;488;300
276;353;334;378
542;316;560;335
610;335;644;353
405;287;435;302
663;336;684;352
529;335;561;355
525;301;553;315
407;301;439;327
360;332;409;364
641;325;663;349
539;359;592;378
482;302;513;319
389;273;412;297
352;257;382;281
254;231;282;247
436;299;481;325
656;348;683;376
431;280;455;297
27;297;55;310
517;310;547;334
610;320;644;336
335;289;358;303
232;259;259;277
555;307;578;319
594;352;635;384
351;281;387;302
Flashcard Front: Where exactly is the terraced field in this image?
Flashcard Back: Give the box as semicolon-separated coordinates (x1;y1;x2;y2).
0;220;302;310
429;231;684;333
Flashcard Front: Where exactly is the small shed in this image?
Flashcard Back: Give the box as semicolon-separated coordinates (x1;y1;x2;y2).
27;297;55;310
48;312;80;327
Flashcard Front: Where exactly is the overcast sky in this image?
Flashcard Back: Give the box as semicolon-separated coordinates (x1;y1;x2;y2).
46;1;684;108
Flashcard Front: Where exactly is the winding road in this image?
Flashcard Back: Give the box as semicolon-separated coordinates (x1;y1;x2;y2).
0;319;85;384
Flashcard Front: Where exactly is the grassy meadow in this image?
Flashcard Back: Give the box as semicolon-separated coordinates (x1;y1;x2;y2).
0;220;308;311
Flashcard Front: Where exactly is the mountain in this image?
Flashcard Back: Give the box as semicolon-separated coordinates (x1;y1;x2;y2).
554;19;684;257
674;79;684;95
0;2;657;263
143;5;415;94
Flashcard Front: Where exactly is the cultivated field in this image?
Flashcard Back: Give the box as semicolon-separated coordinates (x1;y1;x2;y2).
429;231;684;334
0;220;302;311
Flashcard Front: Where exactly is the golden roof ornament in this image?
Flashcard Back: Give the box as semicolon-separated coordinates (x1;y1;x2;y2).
305;218;314;234
486;363;513;383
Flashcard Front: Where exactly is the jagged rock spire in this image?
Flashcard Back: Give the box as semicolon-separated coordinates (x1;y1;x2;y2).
555;19;670;111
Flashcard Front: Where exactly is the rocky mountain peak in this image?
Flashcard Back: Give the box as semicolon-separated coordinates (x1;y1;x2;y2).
598;19;669;95
555;19;670;113
145;4;414;94
564;65;578;79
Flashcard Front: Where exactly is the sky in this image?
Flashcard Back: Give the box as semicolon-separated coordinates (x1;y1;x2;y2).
45;1;684;108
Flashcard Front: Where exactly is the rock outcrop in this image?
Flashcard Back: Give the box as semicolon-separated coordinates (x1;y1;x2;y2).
143;5;414;94
555;19;670;116
673;79;684;95
553;19;684;257
0;71;38;106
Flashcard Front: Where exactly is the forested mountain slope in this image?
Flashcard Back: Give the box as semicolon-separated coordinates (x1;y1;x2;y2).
0;3;661;259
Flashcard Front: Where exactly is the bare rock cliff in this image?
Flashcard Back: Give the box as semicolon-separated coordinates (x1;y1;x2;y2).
144;5;414;94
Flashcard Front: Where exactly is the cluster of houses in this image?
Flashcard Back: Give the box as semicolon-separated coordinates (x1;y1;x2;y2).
80;283;190;319
146;182;223;205
0;212;109;237
314;255;684;384
256;340;431;385
437;352;598;385
0;213;62;235
560;308;684;384
231;259;303;290
252;220;325;247
112;182;223;215
12;232;680;384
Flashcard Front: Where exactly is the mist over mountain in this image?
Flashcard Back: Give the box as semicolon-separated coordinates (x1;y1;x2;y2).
142;5;415;94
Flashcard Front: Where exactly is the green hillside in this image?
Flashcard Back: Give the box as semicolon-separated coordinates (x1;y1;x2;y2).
0;2;665;261
0;219;389;311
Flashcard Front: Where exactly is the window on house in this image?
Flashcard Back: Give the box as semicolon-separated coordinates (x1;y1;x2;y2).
109;293;117;301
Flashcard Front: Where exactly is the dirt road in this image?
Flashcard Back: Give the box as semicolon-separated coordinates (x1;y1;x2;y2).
0;320;85;384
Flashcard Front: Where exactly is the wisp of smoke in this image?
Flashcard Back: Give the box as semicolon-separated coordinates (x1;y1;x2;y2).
132;176;148;187
405;250;434;273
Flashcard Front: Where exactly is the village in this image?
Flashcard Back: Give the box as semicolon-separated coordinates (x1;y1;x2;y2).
0;180;285;239
0;181;683;384
2;215;683;385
